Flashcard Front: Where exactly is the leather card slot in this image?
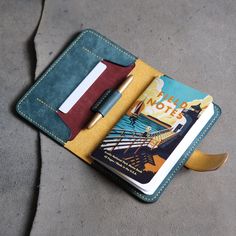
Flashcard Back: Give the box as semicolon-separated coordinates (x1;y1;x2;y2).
57;60;135;141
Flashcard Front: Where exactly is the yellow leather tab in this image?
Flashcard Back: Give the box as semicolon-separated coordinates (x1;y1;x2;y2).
185;150;228;171
64;59;163;164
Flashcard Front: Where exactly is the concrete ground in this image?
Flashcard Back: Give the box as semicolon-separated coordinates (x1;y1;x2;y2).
1;0;236;235
0;0;42;235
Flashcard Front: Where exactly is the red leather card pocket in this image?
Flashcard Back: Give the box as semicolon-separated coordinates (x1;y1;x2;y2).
57;60;135;141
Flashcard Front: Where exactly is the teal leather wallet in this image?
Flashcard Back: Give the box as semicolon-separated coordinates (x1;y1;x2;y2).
16;29;221;203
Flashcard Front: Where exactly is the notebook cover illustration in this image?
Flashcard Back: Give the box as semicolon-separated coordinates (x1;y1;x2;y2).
91;75;213;184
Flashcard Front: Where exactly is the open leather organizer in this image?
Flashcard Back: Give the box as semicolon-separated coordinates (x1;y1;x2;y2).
16;29;228;203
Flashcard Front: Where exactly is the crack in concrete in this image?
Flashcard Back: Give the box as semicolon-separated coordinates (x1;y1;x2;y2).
24;1;46;235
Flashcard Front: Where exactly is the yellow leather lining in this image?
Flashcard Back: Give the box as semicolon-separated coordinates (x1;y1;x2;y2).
64;59;163;164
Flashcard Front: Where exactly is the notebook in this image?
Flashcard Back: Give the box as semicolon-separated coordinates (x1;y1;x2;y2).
16;29;221;202
91;75;214;195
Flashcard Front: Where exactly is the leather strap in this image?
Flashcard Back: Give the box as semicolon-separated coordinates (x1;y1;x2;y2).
184;149;228;171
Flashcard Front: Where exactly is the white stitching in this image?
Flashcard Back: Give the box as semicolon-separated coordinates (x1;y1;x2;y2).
88;30;135;60
82;46;103;60
17;29;135;143
17;108;65;144
36;98;56;112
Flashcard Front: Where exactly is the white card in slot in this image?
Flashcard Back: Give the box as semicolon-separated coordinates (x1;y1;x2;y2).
59;62;107;113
